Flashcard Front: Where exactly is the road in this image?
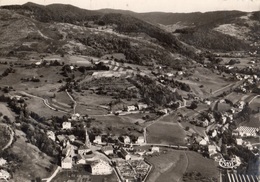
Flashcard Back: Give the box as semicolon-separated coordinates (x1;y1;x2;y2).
19;91;68;114
65;89;77;114
42;166;61;182
1;123;14;151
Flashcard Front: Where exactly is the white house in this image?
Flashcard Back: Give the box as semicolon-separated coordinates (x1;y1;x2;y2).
0;170;10;180
127;106;136;112
208;145;217;156
61;156;72;169
62;122;71;130
91;160;113;175
47;131;56;141
0;158;7;166
199;139;207;146
137;103;148;111
93;136;102;144
102;146;114;156
236;138;243;145
136;136;145;145
151;146;160;153
124;136;131;144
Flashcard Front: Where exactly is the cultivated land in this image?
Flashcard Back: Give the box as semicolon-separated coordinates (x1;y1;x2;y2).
146;150;187;182
147;123;186;145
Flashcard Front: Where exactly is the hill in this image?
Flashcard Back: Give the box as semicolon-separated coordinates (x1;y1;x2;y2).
98;9;260;52
0;3;200;66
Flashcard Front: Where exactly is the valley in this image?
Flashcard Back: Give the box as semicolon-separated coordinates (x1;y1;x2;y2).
0;3;259;182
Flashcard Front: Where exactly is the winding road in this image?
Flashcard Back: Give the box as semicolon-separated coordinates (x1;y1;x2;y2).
1;123;14;151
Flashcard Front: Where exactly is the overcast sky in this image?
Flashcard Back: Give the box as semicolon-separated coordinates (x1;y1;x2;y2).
1;0;260;13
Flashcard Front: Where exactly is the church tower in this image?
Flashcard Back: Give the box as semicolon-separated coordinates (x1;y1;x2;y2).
85;128;91;148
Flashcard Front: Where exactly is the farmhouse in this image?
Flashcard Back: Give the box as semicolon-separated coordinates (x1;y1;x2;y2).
62;122;72;129
91;160;113;175
61;156;72;169
0;170;10;180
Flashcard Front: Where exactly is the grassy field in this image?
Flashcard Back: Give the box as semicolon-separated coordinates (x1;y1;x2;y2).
186;151;219;178
146;150;187;182
147;122;186;145
250;97;260;111
92;115;143;137
26;97;65;118
11;130;55;182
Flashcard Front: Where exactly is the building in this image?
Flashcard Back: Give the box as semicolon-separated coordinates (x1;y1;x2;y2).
120;148;132;160
0;170;10;180
127;106;136;112
70;113;81;121
78;145;91;156
124;136;131;144
151;147;160;153
47;131;56;141
136;136;145;145
93;136;102;144
102;146;114;156
137;103;148;111
68;135;76;142
208;145;217;156
61;156;72;169
236;138;243;145
91;160;113;175
199;139;207;146
236;126;259;137
62;122;71;130
0;158;7;166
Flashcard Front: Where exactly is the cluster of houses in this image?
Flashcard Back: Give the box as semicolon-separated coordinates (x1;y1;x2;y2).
44;112;157;180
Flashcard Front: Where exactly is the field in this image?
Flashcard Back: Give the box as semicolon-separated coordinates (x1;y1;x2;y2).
92;115;143;137
147;122;186;145
186;151;219;178
26;97;65;118
146;150;187;182
11;130;55;181
178;67;231;98
52;166;118;182
0;103;16;121
249;97;260;111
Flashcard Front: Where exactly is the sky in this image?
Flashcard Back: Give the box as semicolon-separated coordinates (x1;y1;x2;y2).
1;0;260;13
